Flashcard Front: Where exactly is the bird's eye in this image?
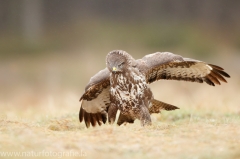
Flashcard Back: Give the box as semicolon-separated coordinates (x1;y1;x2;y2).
118;62;125;67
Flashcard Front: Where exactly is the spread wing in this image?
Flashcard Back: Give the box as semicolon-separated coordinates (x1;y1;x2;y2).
137;52;230;86
79;68;111;128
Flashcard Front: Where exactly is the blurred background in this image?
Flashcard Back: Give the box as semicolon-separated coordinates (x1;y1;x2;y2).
0;0;239;119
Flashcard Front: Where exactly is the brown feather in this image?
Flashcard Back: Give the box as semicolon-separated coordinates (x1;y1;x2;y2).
79;106;84;122
149;99;179;114
204;77;215;86
95;113;103;126
211;69;227;83
138;52;230;86
102;113;107;124
195;78;204;83
84;112;91;128
80;68;110;101
208;74;221;85
214;69;230;78
90;114;97;127
208;64;224;70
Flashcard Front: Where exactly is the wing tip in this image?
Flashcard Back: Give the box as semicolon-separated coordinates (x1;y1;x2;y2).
208;64;224;70
204;62;231;86
79;107;107;128
204;64;230;86
79;107;84;123
208;64;230;78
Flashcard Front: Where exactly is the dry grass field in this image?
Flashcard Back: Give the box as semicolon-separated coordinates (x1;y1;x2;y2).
0;51;240;159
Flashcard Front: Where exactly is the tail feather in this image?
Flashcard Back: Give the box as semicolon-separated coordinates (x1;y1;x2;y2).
149;99;179;114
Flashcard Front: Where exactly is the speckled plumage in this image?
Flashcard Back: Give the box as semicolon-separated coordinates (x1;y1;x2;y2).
79;50;230;128
109;62;153;126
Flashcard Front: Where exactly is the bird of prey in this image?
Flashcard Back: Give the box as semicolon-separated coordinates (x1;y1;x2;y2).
79;50;230;128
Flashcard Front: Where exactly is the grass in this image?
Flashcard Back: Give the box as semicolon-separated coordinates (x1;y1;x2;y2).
1;108;240;159
0;51;240;159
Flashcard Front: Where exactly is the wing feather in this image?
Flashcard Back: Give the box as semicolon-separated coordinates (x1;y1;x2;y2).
79;68;111;128
84;112;91;128
90;114;97;127
79;107;84;122
137;52;230;86
96;113;103;125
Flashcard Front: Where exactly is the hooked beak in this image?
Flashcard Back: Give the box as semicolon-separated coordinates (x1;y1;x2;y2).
112;67;117;72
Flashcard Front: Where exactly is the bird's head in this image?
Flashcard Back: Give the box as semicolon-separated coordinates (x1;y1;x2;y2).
106;50;135;73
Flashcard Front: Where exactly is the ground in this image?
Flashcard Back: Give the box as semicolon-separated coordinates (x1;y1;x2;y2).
0;53;239;159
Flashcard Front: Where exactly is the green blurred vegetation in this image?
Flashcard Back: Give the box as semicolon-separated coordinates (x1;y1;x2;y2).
1;0;240;61
1;19;239;60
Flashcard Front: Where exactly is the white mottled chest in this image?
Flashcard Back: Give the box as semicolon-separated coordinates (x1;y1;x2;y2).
110;71;148;105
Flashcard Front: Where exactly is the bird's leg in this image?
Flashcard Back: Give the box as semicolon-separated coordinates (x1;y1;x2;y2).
139;106;152;126
108;103;118;124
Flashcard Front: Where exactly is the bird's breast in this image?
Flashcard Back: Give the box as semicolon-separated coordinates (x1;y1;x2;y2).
110;71;150;109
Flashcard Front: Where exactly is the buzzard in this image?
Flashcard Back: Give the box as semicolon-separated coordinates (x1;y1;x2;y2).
79;50;230;128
